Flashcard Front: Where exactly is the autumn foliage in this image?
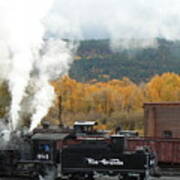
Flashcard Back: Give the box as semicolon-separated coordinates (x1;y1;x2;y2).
0;72;180;132
47;72;180;132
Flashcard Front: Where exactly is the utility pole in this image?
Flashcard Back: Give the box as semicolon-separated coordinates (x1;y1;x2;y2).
58;95;63;127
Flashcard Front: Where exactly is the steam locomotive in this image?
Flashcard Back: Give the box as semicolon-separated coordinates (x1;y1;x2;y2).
0;121;158;180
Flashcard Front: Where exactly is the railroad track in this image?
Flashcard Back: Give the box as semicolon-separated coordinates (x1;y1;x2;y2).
160;168;180;176
0;176;180;180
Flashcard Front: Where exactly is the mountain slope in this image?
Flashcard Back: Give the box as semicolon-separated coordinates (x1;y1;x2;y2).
69;39;180;83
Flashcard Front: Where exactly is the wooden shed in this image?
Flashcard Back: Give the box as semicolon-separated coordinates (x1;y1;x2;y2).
144;102;180;138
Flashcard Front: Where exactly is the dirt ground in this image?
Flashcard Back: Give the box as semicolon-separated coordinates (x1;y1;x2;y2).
153;177;180;180
96;175;180;180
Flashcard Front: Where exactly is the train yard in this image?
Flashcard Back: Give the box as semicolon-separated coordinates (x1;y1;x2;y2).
1;102;180;179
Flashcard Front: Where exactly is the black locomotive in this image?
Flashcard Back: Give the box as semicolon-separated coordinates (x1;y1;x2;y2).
0;121;158;180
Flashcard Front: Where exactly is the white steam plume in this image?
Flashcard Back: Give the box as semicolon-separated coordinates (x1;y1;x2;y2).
29;78;54;132
0;0;74;131
29;39;73;132
0;121;11;147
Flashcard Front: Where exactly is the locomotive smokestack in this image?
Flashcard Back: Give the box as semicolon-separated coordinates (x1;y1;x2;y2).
42;121;50;129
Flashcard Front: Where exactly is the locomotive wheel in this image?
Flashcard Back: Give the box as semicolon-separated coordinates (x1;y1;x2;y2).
85;173;94;180
140;174;150;180
120;175;140;180
70;173;94;180
71;174;83;180
120;174;129;180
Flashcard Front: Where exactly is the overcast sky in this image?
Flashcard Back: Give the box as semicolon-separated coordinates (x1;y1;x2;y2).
45;0;180;42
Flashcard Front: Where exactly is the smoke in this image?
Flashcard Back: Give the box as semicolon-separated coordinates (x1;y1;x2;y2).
28;39;73;132
47;0;180;49
0;0;74;131
39;166;57;180
0;121;11;147
1;0;180;132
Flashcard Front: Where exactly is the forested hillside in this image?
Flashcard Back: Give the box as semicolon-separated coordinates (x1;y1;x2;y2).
69;39;180;83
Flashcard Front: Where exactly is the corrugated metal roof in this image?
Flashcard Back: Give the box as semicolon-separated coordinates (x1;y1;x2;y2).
74;121;97;126
32;133;69;140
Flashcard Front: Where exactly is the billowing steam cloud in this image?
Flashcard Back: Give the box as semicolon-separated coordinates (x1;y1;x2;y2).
47;0;180;49
1;0;180;133
29;39;73;132
0;0;74;131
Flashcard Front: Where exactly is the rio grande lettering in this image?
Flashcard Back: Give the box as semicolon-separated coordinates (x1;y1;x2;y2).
86;158;124;166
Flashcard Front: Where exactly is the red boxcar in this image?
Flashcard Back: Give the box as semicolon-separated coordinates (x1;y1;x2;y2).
127;137;180;164
144;102;180;138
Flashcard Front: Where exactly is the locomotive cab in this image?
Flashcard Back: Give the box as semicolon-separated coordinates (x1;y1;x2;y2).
31;133;69;163
73;121;98;134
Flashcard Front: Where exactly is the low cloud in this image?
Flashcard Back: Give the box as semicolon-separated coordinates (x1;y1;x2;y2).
46;0;180;49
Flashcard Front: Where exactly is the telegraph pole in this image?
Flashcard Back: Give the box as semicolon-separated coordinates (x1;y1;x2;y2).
58;95;63;127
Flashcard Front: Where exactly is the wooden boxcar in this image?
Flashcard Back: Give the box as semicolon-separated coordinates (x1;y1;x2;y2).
126;102;180;165
144;102;180;138
127;137;180;164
